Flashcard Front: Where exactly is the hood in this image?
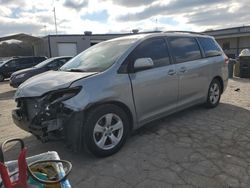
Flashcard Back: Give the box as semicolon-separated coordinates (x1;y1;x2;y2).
12;67;37;76
15;70;97;99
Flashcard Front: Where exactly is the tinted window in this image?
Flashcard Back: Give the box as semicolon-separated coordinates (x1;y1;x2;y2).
198;37;222;57
6;60;16;67
57;58;70;67
47;60;59;68
17;58;32;65
131;38;170;68
33;57;46;63
168;37;202;63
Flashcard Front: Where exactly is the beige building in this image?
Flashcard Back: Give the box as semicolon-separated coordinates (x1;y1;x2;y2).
33;26;250;58
204;26;250;58
1;26;250;58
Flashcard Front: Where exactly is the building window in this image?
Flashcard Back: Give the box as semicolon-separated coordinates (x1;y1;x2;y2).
222;42;230;50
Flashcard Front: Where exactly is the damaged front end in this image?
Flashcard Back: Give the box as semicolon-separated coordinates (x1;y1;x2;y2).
12;86;84;151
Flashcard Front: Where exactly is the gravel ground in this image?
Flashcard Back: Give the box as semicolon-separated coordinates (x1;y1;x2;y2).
0;78;250;188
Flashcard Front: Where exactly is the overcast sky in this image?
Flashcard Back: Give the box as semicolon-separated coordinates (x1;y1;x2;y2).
0;0;250;36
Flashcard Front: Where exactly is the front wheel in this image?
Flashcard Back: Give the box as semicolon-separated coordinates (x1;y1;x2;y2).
83;104;130;157
205;79;222;108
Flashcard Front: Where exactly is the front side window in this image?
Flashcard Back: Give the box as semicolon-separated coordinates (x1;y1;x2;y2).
198;37;222;57
168;37;202;63
6;60;16;67
131;38;171;68
35;58;54;68
47;60;59;69
57;58;70;67
60;39;137;72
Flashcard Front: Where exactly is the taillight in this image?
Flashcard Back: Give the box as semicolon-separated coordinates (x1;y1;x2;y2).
224;54;229;64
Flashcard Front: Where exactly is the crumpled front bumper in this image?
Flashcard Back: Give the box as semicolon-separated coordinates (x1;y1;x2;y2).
12;108;61;138
12;98;84;151
12;108;36;133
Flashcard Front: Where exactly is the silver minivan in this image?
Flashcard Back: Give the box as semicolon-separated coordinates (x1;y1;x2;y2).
12;32;228;157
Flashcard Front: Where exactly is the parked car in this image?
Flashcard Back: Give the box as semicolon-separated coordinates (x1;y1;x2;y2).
10;56;72;88
12;32;228;157
0;56;47;82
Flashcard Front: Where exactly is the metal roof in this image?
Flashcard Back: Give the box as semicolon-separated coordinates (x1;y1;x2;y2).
0;33;42;43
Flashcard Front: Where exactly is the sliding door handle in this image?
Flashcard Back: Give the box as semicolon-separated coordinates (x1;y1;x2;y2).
179;67;187;73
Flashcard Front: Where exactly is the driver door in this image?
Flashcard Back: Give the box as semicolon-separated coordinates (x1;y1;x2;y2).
128;37;178;124
3;60;17;77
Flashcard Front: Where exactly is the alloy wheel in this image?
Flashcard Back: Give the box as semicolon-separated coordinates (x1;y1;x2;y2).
209;83;220;104
93;113;124;150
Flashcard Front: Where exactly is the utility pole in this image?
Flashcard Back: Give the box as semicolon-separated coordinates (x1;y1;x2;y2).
155;18;158;31
44;25;47;35
53;7;58;35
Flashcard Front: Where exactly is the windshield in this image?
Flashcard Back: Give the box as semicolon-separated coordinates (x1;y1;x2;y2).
60;38;137;72
34;58;56;68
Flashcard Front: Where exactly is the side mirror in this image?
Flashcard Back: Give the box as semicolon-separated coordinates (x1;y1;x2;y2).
134;58;154;72
4;64;9;67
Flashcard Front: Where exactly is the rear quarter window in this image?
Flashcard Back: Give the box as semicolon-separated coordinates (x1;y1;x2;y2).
198;37;222;57
168;37;202;63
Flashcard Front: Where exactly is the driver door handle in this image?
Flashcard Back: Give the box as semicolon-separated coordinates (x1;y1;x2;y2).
168;69;176;75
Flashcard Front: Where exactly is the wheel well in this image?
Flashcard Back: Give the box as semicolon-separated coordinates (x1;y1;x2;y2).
213;76;224;92
85;101;134;130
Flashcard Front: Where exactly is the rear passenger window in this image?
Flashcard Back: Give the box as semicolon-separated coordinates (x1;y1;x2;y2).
198;37;222;57
168;37;202;63
34;57;46;64
132;38;171;68
18;58;32;65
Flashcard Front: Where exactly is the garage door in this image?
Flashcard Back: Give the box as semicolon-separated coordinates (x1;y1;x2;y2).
58;43;77;56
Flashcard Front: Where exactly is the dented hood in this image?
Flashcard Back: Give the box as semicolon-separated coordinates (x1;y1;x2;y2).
15;70;97;98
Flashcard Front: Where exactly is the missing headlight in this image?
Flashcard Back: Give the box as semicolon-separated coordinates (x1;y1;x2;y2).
46;86;82;105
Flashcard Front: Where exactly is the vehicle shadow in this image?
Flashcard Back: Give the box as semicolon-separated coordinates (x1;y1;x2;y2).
2;102;250;186
231;77;250;83
0;90;16;100
0;79;10;84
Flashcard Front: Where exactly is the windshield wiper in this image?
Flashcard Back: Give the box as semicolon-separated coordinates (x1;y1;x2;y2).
63;68;86;72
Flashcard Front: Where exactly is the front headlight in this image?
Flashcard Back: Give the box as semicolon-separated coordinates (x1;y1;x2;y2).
15;73;26;79
46;86;82;105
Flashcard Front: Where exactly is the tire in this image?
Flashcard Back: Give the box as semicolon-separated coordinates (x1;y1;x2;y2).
205;79;222;108
83;104;130;157
0;74;4;82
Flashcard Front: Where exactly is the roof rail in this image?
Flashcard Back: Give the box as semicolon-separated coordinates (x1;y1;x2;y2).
163;31;205;35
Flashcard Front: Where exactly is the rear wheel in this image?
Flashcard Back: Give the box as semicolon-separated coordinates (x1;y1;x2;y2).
205;79;222;108
0;74;4;82
83;104;130;157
